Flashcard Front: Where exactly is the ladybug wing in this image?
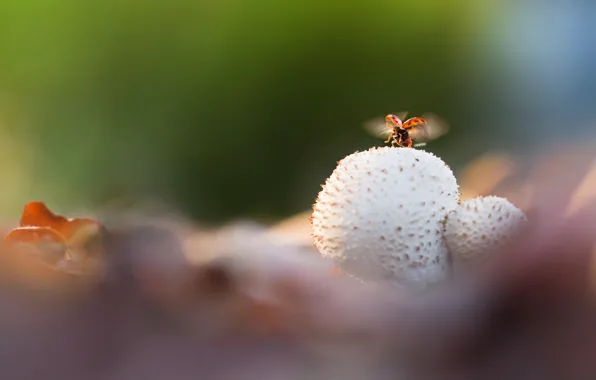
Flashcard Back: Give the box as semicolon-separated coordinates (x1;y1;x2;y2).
392;111;409;122
363;111;409;138
409;113;450;143
363;116;392;138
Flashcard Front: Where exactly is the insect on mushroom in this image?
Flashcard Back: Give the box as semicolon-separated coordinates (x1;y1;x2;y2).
364;112;449;148
312;146;459;285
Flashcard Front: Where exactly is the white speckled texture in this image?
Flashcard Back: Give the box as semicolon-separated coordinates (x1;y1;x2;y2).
444;195;527;263
311;146;459;286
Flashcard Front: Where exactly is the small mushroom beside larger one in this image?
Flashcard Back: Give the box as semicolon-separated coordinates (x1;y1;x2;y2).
311;146;459;287
443;195;528;268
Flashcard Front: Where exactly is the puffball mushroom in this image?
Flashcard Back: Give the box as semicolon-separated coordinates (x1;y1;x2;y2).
443;195;528;264
312;146;459;286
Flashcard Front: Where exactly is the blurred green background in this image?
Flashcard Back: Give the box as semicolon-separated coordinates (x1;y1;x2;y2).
0;1;592;224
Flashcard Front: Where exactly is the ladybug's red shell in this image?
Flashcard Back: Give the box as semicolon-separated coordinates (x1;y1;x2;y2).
402;117;427;130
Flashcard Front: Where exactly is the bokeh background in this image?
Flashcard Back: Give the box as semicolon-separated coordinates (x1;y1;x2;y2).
0;0;595;224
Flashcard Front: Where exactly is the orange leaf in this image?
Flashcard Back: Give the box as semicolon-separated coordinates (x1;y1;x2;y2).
4;226;68;246
61;218;102;247
4;226;68;264
19;201;69;229
16;201;101;244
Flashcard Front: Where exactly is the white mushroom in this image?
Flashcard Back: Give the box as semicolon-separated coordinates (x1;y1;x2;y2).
443;195;528;265
311;146;459;287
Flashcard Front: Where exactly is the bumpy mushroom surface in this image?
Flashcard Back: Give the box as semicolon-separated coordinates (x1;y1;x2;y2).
312;147;459;286
443;195;528;265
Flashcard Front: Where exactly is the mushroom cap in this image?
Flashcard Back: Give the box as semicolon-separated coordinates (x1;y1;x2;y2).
443;195;528;264
312;146;459;286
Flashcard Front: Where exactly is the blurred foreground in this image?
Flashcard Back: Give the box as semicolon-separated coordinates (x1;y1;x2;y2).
0;145;594;380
